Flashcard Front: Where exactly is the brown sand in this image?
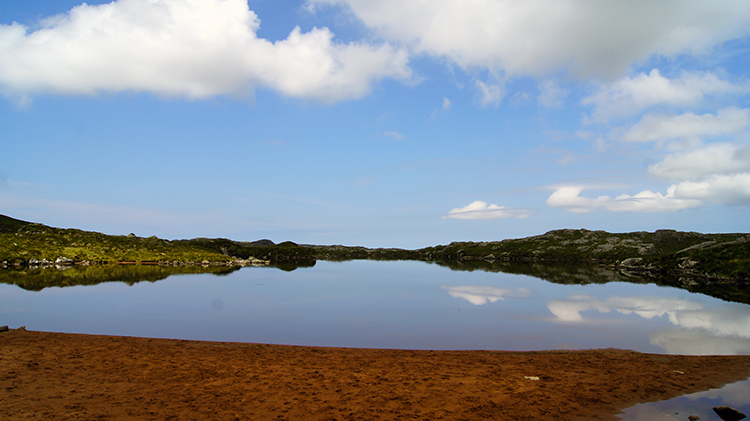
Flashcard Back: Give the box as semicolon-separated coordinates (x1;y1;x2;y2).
2;329;750;420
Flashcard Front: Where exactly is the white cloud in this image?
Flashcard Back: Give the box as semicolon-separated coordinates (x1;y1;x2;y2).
645;143;750;205
475;80;503;106
442;96;451;110
546;186;701;213
549;142;750;212
648;143;750;180
537;79;566;108
623;108;750;143
583;69;747;120
672;173;750;205
0;0;412;103
443;200;532;220
382;131;404;140
443;286;532;306
308;0;750;80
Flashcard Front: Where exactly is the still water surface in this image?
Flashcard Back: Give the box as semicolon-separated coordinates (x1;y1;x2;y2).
618;378;750;420
2;260;749;355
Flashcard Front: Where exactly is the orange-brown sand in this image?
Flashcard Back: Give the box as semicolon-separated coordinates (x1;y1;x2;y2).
2;329;750;420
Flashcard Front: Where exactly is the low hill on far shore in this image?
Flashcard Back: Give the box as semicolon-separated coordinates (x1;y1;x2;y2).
2;214;748;284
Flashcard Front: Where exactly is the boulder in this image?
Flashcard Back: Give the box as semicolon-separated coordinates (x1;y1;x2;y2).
713;406;746;421
55;256;74;265
619;258;644;268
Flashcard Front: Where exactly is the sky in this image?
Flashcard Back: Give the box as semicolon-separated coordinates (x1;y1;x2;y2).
1;0;749;248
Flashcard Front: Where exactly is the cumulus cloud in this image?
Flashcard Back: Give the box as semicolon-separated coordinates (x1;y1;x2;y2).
623;108;750;143
644;143;750;205
308;0;750;80
583;70;747;120
671;174;750;205
549;142;750;211
648;143;750;180
443;286;532;306
443;200;532;220
0;0;412;102
546;186;701;213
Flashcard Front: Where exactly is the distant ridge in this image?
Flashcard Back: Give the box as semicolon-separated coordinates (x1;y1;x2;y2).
1;214;749;283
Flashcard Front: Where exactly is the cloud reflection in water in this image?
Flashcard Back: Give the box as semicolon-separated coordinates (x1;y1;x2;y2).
548;295;750;354
442;286;532;305
547;295;704;323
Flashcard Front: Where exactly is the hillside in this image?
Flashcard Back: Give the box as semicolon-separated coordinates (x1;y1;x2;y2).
2;214;749;283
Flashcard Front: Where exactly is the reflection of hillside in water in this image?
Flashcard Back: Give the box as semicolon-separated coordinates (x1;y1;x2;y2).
0;265;242;291
431;260;750;305
0;260;319;291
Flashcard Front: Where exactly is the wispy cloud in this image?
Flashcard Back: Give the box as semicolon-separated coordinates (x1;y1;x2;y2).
442;96;451;110
382;130;405;140
443;200;532;220
648;143;750;181
0;193;225;236
538;79;566;108
622;107;750;143
583;70;748;120
475;80;503;106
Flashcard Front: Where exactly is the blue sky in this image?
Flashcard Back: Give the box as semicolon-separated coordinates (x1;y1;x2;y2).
1;0;749;248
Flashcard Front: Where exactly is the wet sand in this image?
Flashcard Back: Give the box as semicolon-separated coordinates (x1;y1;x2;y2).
2;329;750;420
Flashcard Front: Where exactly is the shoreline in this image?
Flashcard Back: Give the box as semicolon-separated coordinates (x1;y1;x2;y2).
3;329;750;420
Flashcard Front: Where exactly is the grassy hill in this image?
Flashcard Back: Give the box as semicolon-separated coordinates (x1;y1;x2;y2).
0;215;232;264
2;214;749;282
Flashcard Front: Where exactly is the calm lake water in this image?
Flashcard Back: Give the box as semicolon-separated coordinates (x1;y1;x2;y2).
2;260;749;355
618;378;750;420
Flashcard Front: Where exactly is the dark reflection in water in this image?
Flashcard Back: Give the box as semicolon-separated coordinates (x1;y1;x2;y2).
0;261;320;291
618;379;750;420
274;260;316;272
0;264;240;291
430;260;750;305
3;259;748;306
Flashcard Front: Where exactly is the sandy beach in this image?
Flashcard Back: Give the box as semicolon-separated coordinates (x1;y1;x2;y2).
2;329;750;420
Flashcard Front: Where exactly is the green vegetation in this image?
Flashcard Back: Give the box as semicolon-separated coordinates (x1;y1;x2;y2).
417;228;750;281
2;215;749;300
0;214;232;264
0;264;240;291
